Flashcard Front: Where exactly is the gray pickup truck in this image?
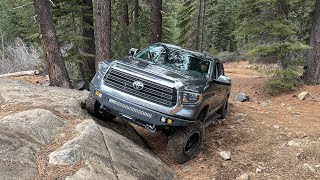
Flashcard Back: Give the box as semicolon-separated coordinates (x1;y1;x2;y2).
86;43;231;163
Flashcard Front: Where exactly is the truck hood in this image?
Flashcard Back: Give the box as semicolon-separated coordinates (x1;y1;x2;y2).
109;58;207;92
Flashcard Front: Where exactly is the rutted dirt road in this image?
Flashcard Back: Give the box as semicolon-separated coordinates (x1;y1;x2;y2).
139;62;320;179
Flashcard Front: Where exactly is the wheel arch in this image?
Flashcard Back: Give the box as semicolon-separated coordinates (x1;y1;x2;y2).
197;105;209;122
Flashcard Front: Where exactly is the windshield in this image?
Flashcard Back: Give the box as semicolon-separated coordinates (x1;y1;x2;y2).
135;44;211;79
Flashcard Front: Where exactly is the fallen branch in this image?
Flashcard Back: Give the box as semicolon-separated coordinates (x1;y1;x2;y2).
0;70;39;78
12;2;33;10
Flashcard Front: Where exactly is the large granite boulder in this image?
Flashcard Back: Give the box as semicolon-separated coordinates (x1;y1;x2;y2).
0;78;175;180
0;109;64;180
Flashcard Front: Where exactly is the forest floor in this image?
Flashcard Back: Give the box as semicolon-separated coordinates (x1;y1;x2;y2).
138;61;320;180
13;61;320;179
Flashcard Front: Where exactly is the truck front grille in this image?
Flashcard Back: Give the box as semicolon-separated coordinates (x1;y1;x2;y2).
104;68;177;107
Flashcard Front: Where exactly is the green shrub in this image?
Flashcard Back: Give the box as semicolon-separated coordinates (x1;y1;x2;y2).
265;69;302;95
216;51;245;62
208;48;218;56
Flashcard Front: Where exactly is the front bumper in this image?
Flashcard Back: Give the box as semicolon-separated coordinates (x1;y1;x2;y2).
90;84;194;130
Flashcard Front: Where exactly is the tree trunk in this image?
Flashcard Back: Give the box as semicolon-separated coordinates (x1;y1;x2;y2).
122;0;129;27
304;0;320;84
95;0;112;67
0;28;4;60
121;0;130;50
150;0;162;43
278;0;289;18
134;0;140;44
134;0;139;25
195;0;202;51
81;0;95;78
33;0;73;88
200;0;205;52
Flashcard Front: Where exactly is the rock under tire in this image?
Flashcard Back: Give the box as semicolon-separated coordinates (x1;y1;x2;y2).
167;123;204;164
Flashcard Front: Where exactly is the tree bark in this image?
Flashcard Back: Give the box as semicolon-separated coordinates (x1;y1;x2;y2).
95;0;112;67
121;0;130;49
122;0;129;27
304;0;320;84
200;0;205;52
0;28;4;60
81;0;96;77
278;0;289;18
195;0;202;51
134;0;139;25
150;0;162;43
134;0;140;44
33;0;73;88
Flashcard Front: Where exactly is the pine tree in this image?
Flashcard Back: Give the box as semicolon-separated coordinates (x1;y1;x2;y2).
80;0;95;82
236;0;306;65
52;0;87;63
177;0;199;50
95;0;112;65
209;0;238;52
162;0;180;44
33;0;72;88
111;0;133;57
304;0;320;84
0;0;37;44
236;0;309;94
150;0;163;43
287;0;315;44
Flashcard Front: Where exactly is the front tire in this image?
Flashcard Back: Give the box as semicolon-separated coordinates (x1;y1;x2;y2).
167;123;204;164
86;93;115;120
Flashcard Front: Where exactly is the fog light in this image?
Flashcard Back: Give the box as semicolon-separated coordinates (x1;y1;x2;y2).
95;91;102;98
160;117;166;123
167;119;173;124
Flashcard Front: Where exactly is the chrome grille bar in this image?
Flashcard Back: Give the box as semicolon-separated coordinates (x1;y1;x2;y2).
104;68;177;107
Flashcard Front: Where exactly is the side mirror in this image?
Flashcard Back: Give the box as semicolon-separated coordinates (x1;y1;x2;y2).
217;75;231;84
129;48;139;57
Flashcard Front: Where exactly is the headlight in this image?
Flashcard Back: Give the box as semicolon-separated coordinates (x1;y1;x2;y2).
182;92;202;104
98;62;110;74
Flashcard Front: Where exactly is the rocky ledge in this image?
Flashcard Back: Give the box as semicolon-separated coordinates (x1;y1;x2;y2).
0;78;175;180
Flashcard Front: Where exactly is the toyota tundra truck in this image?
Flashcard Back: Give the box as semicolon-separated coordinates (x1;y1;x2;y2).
86;43;231;163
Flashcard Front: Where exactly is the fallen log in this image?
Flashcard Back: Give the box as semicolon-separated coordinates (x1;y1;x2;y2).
0;70;39;78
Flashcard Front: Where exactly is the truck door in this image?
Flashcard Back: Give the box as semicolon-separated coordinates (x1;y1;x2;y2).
206;62;224;117
215;62;227;105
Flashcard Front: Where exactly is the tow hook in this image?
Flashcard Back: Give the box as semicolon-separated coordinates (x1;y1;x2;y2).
145;124;156;133
99;105;107;114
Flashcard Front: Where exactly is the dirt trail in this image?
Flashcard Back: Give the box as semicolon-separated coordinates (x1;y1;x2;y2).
139;61;320;179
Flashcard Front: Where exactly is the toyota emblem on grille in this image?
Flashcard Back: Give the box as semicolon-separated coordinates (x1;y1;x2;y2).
133;81;144;91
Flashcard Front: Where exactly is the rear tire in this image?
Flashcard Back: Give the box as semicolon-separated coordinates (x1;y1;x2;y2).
86;93;115;120
167;123;204;164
